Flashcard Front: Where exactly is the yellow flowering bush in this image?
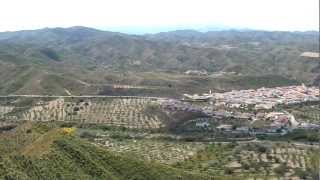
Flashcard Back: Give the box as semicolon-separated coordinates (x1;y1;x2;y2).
61;127;76;136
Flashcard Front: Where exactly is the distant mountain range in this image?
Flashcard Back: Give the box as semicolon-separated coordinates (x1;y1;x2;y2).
0;26;319;95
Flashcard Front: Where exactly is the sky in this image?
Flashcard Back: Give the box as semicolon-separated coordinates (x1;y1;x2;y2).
0;0;319;34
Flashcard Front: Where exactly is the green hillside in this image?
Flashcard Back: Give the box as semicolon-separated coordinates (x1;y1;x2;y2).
0;123;207;180
0;27;318;95
0;139;207;180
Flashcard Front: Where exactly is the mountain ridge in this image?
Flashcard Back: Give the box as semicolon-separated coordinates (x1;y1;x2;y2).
0;26;318;95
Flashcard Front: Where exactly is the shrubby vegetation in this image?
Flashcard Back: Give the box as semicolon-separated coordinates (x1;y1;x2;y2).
0;124;206;179
259;129;320;142
0;27;318;95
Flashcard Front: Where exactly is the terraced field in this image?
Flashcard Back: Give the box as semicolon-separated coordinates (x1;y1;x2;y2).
0;105;14;118
175;142;320;179
96;138;205;164
75;120;320;179
0;97;164;129
232;143;318;177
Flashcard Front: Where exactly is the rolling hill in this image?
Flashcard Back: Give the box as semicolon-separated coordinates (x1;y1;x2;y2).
0;123;207;180
0;27;318;95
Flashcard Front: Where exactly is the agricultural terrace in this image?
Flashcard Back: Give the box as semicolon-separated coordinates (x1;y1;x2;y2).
175;142;320;179
96;138;205;164
0;97;164;129
77;125;206;164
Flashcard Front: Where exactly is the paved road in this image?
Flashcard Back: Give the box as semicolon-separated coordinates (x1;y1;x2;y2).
208;139;320;147
0;95;165;100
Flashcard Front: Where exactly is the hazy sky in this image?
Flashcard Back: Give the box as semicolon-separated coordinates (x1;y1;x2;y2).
0;0;319;33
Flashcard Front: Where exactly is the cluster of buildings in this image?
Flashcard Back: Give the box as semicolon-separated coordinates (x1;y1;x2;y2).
213;84;319;110
184;70;208;76
160;85;320;136
159;99;204;113
300;52;320;58
264;112;296;127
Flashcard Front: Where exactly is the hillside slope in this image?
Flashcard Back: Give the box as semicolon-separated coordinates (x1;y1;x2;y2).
0;125;207;180
0;27;318;95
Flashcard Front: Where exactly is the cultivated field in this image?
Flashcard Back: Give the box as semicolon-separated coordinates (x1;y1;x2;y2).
0;97;164;129
175;142;320;179
96;138;205;164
